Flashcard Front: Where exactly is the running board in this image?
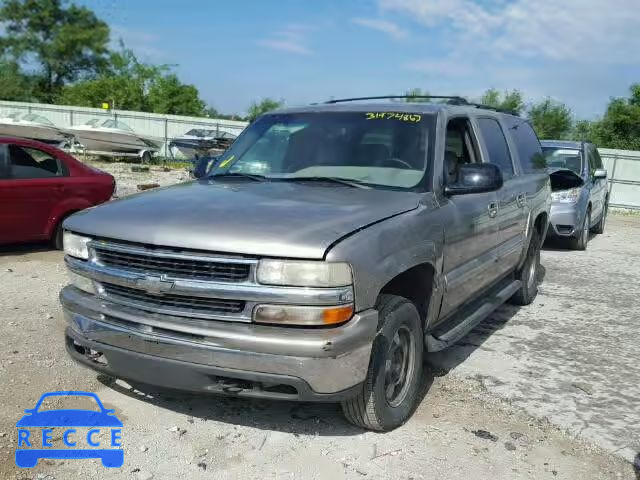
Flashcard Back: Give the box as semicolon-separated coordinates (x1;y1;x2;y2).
425;279;522;352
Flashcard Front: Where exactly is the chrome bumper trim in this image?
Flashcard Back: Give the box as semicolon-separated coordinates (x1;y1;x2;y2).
61;286;377;393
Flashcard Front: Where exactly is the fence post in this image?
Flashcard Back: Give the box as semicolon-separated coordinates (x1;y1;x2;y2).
608;154;618;204
164;118;169;161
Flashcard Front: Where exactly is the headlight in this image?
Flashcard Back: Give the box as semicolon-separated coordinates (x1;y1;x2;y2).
63;231;91;259
257;260;352;287
253;304;354;326
68;271;96;294
551;187;581;203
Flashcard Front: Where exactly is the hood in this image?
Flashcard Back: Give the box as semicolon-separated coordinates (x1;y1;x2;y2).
548;168;584;191
65;179;422;259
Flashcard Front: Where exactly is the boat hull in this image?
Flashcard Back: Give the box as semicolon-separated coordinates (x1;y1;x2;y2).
70;128;163;153
0;122;70;144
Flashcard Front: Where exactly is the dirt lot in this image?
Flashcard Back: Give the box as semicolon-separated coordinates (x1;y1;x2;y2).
0;212;638;479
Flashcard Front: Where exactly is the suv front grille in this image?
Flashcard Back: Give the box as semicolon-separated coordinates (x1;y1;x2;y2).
102;283;246;318
93;245;251;282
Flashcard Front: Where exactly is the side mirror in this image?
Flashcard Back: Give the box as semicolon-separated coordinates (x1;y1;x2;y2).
593;168;607;179
445;163;504;196
191;155;220;179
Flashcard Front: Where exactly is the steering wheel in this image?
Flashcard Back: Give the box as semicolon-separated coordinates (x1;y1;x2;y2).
383;158;413;169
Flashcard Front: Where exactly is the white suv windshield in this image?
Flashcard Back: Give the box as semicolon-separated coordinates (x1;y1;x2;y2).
213;111;433;190
543;147;583;176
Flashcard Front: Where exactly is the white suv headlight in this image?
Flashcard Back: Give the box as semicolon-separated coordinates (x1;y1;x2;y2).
257;260;352;287
551;187;581;203
63;231;91;259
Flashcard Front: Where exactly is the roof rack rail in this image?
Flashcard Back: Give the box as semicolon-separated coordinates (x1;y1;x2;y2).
324;95;469;105
323;95;520;115
466;102;520;116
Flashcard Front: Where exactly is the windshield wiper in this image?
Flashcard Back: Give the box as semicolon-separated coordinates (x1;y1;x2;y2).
278;176;370;189
211;172;267;182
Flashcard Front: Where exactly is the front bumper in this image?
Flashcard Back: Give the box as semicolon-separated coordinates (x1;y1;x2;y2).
547;202;582;237
61;286;378;401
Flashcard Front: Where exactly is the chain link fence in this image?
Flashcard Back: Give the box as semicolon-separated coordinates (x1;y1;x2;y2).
599;148;640;210
0;100;248;159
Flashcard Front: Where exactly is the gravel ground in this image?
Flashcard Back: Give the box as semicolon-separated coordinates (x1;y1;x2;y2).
0;202;638;478
88;160;192;197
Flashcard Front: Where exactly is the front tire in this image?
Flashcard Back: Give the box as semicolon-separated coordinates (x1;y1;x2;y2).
592;201;607;234
569;208;590;250
509;229;541;306
341;294;423;431
53;220;64;250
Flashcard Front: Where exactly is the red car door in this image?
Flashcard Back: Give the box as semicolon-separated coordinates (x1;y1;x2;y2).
0;144;67;244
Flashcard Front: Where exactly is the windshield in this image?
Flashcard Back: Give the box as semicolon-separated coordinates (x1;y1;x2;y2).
22;114;54;126
211;111;432;190
216;131;236;139
102;119;133;131
542;147;583;176
185;128;215;137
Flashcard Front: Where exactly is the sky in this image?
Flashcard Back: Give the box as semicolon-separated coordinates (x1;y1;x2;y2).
81;0;640;119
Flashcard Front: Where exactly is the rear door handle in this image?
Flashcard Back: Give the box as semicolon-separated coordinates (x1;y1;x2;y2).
488;202;498;218
516;193;526;207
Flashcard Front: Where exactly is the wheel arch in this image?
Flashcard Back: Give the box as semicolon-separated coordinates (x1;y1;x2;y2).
378;262;436;327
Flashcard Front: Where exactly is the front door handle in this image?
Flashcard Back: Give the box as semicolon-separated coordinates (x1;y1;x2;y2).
516;193;526;208
488;202;498;218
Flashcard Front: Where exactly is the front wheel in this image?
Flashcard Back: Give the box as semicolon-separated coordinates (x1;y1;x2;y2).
592;201;607;234
509;229;541;306
569;208;590;250
341;294;424;431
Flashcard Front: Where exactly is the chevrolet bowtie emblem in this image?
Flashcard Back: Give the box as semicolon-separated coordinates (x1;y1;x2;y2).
136;275;175;295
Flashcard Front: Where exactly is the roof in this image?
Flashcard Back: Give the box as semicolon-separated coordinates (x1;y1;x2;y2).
540;140;585;150
269;101;514;117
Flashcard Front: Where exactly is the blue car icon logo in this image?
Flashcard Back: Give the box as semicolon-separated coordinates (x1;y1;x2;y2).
15;391;123;468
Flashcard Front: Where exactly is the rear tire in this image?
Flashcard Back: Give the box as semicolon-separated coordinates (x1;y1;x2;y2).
569;208;590;250
341;294;423;431
592;201;607;234
141;151;152;164
509;229;541;306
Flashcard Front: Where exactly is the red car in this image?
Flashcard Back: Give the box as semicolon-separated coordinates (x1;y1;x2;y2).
0;137;115;248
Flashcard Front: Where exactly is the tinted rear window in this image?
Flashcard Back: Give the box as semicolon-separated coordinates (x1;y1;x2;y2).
503;117;545;173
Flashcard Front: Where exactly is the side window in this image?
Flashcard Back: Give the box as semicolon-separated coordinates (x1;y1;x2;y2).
592;146;604;169
9;146;65;179
477;117;514;178
503;117;546;173
444;118;480;185
587;146;597;177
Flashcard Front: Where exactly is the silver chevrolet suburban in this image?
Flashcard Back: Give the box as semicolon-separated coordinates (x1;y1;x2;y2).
61;96;551;431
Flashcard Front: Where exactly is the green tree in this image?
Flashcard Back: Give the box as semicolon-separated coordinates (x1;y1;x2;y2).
0;0;110;101
247;98;284;122
0;59;34;101
58;46;163;111
527;99;573;139
59;47;207;116
480;88;525;115
147;74;205;116
571;120;596;142
588;84;640;150
403;88;430;102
